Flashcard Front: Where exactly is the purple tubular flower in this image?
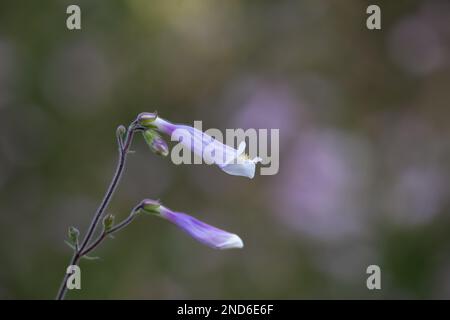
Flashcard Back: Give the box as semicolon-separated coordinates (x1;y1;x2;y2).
140;200;243;250
141;114;262;179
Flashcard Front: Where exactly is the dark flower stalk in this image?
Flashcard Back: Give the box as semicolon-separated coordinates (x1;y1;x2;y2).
56;120;138;300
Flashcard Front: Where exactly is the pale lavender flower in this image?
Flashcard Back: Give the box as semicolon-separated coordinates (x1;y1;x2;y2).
137;113;262;179
140;199;244;250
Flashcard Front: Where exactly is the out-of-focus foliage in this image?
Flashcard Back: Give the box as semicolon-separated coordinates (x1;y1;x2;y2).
0;0;449;299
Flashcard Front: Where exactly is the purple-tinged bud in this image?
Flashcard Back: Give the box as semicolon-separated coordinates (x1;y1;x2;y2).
143;129;169;157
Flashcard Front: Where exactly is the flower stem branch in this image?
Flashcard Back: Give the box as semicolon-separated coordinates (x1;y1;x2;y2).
80;206;140;257
56;121;137;300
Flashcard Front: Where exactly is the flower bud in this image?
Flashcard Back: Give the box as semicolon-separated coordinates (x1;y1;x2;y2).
117;125;126;135
103;214;115;232
116;125;126;139
68;226;80;246
137;112;157;127
143;129;169;157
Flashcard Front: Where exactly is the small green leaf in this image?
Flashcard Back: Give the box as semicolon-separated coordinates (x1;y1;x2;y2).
64;240;76;250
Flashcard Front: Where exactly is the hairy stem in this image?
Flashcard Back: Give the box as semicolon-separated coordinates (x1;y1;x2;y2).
56;122;137;300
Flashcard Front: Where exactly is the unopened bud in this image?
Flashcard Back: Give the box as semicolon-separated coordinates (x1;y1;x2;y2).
103;214;115;232
143;129;169;157
116;125;126;139
68;226;80;246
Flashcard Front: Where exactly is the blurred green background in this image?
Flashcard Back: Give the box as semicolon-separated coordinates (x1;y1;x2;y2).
1;0;450;299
